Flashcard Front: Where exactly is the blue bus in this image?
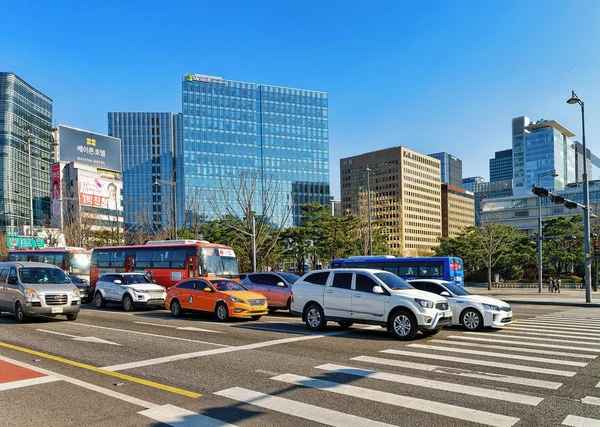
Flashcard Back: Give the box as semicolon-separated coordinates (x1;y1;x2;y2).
330;256;465;287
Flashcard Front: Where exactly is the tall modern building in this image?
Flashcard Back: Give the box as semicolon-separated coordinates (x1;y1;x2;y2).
0;72;53;234
573;141;600;183
512;116;576;196
472;179;513;226
462;176;485;192
341;147;441;257
181;74;329;227
489;149;513;182
441;184;474;237
108;113;177;229
429;152;462;188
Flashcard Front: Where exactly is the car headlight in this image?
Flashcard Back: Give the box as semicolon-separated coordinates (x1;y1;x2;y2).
414;298;434;309
133;289;149;294
73;288;80;295
25;289;38;299
482;303;500;311
227;295;245;303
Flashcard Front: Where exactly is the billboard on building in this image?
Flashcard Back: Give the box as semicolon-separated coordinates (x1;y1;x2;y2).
78;174;122;212
51;163;62;228
58;125;121;172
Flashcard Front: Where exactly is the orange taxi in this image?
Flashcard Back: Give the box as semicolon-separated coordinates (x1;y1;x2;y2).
166;277;268;321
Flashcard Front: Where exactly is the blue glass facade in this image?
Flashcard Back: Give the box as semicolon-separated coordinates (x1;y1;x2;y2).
0;72;53;233
182;74;329;227
108;113;177;229
489;149;513;182
473;179;513;226
429;152;462;188
462;176;484;192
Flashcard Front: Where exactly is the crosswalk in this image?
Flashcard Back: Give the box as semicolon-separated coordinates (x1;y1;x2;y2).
208;307;600;426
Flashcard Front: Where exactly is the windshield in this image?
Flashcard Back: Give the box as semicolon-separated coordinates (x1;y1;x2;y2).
19;268;71;284
278;272;300;284
200;248;239;278
69;275;84;284
442;281;471;296
70;253;91;275
121;275;152;284
374;272;413;290
211;279;246;292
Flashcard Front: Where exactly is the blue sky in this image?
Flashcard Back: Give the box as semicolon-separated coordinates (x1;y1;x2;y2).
2;0;599;198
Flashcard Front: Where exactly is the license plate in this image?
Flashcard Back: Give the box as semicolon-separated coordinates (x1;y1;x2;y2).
51;307;63;314
253;306;264;311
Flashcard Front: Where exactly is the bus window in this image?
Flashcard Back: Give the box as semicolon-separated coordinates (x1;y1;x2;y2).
110;250;126;268
97;250;111;268
171;249;187;269
152;249;171;268
70;253;91;274
136;249;153;268
398;265;417;276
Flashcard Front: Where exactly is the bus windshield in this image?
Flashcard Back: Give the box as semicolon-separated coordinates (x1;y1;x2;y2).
70;253;91;275
200;248;239;278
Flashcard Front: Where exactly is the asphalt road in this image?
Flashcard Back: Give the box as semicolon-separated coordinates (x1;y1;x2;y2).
1;303;600;427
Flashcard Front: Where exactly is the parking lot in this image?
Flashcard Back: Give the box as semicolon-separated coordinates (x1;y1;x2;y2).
2;304;600;426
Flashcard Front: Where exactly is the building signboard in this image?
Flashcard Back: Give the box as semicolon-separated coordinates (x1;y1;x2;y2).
6;237;45;249
78;174;122;212
58;125;122;172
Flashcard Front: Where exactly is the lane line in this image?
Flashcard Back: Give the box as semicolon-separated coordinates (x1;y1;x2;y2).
503;325;600;337
233;326;312;334
563;415;600;426
465;332;600;346
215;387;396;427
316;363;543;405
407;344;587;367
582;396;600;406
0;341;201;398
351;356;562;389
102;328;377;372
139;404;238;427
498;329;600;342
70;323;232;347
134;321;225;334
517;321;600;331
428;339;597;359
380;349;576;377
0;375;59;391
36;329;122;346
271;374;520;427
447;335;600;353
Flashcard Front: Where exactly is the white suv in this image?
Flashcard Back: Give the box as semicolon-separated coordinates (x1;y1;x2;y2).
94;273;167;311
290;269;452;340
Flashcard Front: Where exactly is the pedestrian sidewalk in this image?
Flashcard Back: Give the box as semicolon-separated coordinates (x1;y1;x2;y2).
466;286;600;307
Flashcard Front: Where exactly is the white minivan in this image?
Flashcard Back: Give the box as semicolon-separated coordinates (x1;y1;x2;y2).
290;269;452;340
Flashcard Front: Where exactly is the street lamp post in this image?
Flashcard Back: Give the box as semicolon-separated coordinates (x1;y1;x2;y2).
25;130;34;236
537;169;558;293
568;90;592;303
154;177;177;240
366;166;372;256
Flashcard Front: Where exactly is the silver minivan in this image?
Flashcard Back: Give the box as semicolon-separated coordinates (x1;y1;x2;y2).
0;262;81;323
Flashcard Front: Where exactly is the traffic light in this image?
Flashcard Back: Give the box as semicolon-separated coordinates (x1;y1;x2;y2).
532;186;549;197
594;240;600;259
564;200;578;209
550;194;565;204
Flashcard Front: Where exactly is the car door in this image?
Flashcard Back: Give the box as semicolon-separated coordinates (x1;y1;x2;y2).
193;280;216;313
176;280;197;310
4;268;21;313
425;282;459;319
101;275;117;300
112;275;126;301
263;274;286;307
0;268;9;310
351;273;387;321
324;272;353;318
245;274;270;300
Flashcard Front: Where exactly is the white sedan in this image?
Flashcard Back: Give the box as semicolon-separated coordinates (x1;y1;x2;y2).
408;279;512;330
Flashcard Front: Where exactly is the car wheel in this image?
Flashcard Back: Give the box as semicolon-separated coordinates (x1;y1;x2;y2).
338;321;353;329
215;302;229;322
251;315;262;321
286;297;292;312
268;307;278;313
123;294;135;312
66;313;78;321
389;309;418;340
461;308;483;331
305;303;326;331
421;328;441;337
170;299;183;317
14;303;28;324
94;292;106;308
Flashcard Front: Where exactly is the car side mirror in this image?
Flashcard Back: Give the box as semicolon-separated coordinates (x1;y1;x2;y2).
203;287;213;293
440;291;450;297
373;286;384;294
113;279;122;285
276;281;285;287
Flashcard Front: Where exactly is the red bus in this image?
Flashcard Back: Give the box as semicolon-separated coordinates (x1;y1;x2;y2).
90;240;239;288
7;248;92;282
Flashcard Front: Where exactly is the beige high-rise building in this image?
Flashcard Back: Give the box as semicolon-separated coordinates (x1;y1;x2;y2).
441;184;475;237
340;147;442;257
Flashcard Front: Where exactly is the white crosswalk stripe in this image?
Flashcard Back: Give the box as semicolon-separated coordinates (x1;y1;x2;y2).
503;326;600;340
380;349;577;376
465;331;600;346
563;414;600;426
270;373;520;427
447;334;600;353
582;396;600;406
428;338;597;359
351;355;563;389
517;320;600;331
315;363;543;405
406;343;587;367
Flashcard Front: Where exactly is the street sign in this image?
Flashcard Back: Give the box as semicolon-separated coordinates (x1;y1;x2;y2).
6;237;45;249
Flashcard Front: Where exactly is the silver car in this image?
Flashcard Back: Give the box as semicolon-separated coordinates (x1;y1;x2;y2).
0;262;81;323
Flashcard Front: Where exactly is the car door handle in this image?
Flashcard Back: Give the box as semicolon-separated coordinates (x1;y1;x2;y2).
326;290;333;293
353;294;361;298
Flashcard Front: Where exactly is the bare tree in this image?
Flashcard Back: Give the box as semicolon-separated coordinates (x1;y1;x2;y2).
0;232;8;261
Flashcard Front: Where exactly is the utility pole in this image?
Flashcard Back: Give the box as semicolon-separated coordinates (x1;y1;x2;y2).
25;130;34;236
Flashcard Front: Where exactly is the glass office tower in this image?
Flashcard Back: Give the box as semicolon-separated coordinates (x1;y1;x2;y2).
182;74;330;227
108;113;177;228
429;152;462;188
489;149;513;182
0;72;53;233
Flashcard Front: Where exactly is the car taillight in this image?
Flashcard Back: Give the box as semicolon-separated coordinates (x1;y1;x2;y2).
290;290;294;303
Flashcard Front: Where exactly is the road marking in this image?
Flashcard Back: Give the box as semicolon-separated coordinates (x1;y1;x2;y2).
316;363;543;405
215;387;396;427
233;325;312;334
563;414;600;426
0;341;201;398
582;396;600;406
101;328;375;372
37;329;122;346
134;321;224;334
271;374;520;427
71;323;231;347
407;344;587;367
428;339;597;359
535;316;600;323
351;356;562;389
448;335;600;353
139;404;238;427
466;332;600;346
0;375;59;391
504;325;600;336
517;320;600;331
499;329;600;341
0;359;47;383
381;349;576;377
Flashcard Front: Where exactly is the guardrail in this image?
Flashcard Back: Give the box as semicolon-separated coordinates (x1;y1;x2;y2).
466;282;585;289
